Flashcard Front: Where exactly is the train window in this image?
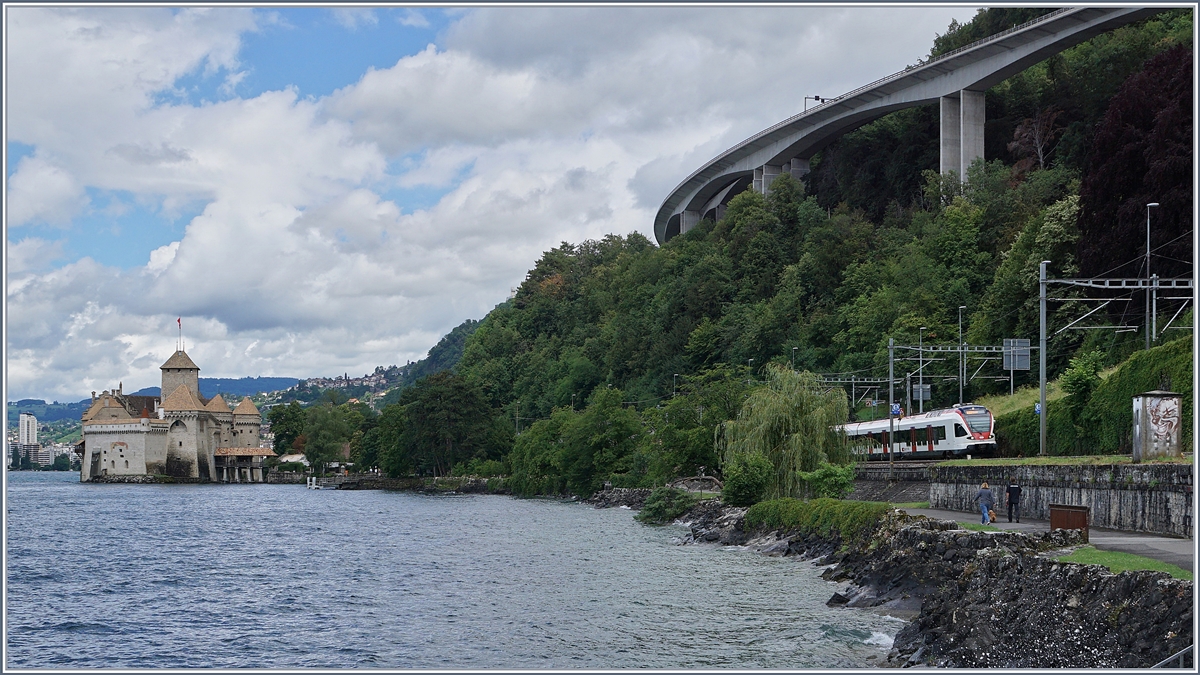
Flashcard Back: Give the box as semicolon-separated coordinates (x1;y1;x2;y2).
955;424;968;438
935;426;947;441
964;413;991;433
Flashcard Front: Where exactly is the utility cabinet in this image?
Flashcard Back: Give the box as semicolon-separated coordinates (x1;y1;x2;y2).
1132;391;1183;462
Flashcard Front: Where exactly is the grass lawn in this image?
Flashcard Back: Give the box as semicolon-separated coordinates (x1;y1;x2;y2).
937;454;1192;467
958;522;1000;532
974;364;1119;418
1054;545;1193;581
976;382;1064;418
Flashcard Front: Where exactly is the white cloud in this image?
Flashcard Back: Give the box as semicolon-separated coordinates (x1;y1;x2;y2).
6;156;90;226
332;8;378;30
146;241;179;275
6;237;66;275
396;9;430;28
4;6;981;401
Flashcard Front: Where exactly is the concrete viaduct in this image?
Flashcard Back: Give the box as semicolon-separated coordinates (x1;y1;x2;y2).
654;6;1162;244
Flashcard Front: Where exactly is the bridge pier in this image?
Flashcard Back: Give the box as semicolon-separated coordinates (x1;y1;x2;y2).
940;90;985;179
673;156;811;238
756;159;810;196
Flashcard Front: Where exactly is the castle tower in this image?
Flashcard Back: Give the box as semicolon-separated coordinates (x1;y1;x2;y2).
232;398;262;447
160;350;200;400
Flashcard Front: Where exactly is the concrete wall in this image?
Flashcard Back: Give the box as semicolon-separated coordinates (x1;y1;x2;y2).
929;464;1193;538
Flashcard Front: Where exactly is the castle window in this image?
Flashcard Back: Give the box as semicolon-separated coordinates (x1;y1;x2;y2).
125;460;129;468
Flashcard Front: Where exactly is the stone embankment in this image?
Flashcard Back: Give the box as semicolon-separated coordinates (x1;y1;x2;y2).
89;474;204;484
668;501;1192;669
585;487;653;509
847;464;930;503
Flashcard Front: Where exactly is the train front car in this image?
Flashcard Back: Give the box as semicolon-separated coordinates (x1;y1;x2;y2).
842;404;998;461
953;404;997;457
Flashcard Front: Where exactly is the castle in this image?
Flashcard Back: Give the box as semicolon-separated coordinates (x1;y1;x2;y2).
79;349;275;482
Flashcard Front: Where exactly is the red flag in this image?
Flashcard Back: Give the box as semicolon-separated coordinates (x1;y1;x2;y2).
177;317;181;328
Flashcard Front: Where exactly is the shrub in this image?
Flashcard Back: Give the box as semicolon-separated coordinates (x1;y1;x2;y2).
796;462;856;499
994;337;1193;455
721;452;773;506
275;461;308;473
745;497;889;544
636;486;693;525
1083;337;1193;453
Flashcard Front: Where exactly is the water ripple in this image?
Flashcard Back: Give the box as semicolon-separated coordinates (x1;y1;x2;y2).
7;471;904;668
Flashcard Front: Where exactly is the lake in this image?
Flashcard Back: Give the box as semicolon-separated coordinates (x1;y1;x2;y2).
5;471;904;668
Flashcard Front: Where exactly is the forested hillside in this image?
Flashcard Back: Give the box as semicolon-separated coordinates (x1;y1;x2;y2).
285;8;1193;499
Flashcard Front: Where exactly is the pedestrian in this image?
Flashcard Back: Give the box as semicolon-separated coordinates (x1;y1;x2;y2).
1006;481;1022;523
973;481;995;525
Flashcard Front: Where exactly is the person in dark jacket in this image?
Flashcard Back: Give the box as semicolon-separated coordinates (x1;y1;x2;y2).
973;481;995;524
1006;482;1022;523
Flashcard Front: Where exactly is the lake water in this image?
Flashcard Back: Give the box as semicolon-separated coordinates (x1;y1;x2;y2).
5;471;905;668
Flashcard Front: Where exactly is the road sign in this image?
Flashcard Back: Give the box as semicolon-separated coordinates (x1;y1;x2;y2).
1003;338;1031;370
891;403;902;416
1035;402;1042;415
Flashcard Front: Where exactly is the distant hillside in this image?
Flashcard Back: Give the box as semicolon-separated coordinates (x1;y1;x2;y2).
6;399;90;425
131;376;300;399
402;318;481;383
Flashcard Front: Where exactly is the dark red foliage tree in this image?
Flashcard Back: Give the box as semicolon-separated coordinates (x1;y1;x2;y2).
1077;45;1192;282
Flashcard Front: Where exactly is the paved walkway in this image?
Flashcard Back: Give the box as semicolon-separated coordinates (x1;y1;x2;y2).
903;507;1195;570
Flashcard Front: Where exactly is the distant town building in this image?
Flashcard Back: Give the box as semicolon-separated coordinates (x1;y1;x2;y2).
19;412;37;446
79;348;275;483
17;412;41;465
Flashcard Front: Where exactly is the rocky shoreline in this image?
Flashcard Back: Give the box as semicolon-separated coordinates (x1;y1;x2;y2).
595;496;1193;669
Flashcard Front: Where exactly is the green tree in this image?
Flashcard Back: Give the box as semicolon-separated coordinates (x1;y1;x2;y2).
51;454;71;471
1061;350;1106;414
721;451;773;506
508;406;584;496
717;365;849;501
396;372;502;476
560;387;644;495
303;404;353;475
371;403;408;476
267;401;306;456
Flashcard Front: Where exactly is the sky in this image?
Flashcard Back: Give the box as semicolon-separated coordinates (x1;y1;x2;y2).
4;4;980;402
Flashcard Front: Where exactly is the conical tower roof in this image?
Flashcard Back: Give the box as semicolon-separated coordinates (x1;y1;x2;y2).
233;397;260;416
160;350;200;371
161;384;203;411
205;393;231;413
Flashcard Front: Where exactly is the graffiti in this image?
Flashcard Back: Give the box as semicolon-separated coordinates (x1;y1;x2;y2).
1148;397;1181;442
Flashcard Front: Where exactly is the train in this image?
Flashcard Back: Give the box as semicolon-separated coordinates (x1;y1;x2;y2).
840;404;996;460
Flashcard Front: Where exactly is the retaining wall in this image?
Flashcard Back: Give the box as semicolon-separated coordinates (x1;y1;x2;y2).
929;464;1193;537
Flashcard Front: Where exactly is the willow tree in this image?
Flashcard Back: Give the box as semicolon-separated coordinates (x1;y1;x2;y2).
717;364;850;500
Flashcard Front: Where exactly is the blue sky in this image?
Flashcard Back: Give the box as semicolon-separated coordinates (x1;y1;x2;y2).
14;7;459;271
161;8;454;105
6;5;977;400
